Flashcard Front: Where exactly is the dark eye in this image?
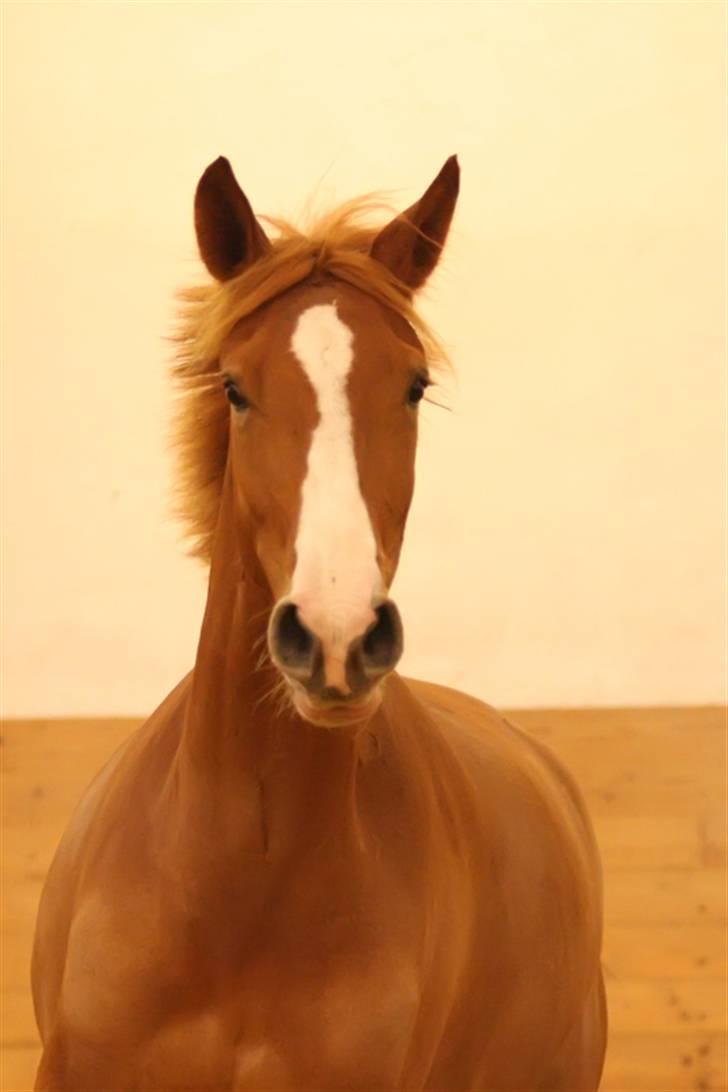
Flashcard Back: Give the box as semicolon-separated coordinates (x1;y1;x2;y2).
407;374;430;407
223;377;249;412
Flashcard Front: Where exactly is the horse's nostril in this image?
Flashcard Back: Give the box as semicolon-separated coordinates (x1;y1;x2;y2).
270;602;318;677
271;598;402;694
360;600;403;675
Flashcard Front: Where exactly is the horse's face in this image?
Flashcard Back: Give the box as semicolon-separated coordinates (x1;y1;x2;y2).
195;157;459;727
219;284;426;725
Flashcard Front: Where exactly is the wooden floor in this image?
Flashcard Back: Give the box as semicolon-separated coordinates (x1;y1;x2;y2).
1;708;726;1091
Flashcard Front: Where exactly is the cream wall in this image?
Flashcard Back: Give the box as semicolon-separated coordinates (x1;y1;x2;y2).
2;1;725;716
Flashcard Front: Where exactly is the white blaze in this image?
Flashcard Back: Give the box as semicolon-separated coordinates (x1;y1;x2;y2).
290;303;381;684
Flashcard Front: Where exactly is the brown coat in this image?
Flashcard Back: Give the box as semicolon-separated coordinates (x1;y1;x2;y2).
32;156;606;1090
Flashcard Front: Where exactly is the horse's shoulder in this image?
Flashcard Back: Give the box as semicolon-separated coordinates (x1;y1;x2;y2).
403;676;505;732
50;673;191;859
32;674;193;1037
400;676;600;872
401;675;540;772
404;676;576;783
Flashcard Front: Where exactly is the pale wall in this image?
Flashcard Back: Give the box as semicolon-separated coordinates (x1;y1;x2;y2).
2;2;725;716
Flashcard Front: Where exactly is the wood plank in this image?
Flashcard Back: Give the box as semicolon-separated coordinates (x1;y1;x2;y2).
0;1043;38;1092
509;706;725;739
2;991;37;1048
605;869;726;926
595;814;710;871
604;925;727;980
602;1032;727;1092
607;978;727;1036
3;932;36;994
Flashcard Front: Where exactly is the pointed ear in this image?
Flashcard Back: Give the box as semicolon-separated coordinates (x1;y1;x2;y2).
194;157;270;281
370;156;460;292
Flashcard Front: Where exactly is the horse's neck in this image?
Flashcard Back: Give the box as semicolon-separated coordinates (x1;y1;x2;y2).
182;494;273;772
173;480;365;861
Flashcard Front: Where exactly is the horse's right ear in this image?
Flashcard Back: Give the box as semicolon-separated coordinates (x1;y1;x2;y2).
194;157;270;281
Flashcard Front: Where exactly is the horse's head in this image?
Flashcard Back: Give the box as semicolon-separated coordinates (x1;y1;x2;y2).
186;156;459;727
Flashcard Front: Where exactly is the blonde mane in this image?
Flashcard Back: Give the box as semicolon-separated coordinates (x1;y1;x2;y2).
172;196;449;562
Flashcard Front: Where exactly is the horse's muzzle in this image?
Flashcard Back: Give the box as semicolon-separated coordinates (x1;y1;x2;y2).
268;598;403;721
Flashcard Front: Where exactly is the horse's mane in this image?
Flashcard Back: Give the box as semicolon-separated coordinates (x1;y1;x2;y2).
172;196;449;562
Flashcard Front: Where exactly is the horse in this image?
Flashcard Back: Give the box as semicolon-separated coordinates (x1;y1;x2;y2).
31;155;607;1091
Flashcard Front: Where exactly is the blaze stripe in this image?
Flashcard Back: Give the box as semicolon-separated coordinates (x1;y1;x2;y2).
289;303;381;660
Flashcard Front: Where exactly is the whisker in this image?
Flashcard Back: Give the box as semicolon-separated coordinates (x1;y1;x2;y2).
254;675;288;712
248;605;273;626
255;647;272;672
424;396;452;412
276;686;295;718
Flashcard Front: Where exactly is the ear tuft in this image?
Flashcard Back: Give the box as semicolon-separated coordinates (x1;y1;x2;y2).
194;157;270;281
370;156;460;292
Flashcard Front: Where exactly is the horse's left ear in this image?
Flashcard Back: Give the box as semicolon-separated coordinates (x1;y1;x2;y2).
194;157;271;281
370;156;460;292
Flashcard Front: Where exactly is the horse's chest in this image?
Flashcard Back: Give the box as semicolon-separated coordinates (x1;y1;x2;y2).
240;926;420;1085
62;845;427;1088
138;953;420;1092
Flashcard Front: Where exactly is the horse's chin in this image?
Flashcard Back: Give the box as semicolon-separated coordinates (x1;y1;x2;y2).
289;684;382;729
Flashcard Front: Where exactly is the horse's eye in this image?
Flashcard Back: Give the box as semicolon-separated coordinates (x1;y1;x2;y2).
407;375;430;407
223;377;249;412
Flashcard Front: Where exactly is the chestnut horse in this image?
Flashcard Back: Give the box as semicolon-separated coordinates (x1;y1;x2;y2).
32;156;607;1090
